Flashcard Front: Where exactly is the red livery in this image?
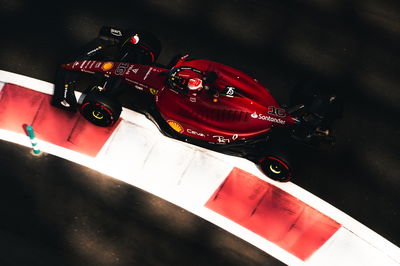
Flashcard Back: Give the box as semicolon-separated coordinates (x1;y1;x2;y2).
52;27;341;182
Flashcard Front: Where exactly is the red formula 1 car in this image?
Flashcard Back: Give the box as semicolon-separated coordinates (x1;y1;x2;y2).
52;26;341;182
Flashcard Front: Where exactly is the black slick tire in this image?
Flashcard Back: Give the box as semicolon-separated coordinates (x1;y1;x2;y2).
80;91;122;127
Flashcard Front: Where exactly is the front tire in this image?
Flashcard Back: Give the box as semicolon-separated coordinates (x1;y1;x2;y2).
80;91;122;127
119;30;161;64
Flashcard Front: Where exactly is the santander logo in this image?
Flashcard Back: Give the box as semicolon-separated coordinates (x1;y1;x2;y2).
251;112;285;125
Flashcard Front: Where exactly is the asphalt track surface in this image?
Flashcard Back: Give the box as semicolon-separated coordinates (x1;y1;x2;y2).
0;0;399;265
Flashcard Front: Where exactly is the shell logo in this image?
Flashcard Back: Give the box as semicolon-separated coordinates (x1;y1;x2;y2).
101;62;114;71
167;120;184;133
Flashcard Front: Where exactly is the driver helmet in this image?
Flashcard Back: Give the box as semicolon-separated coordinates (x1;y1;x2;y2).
187;78;203;91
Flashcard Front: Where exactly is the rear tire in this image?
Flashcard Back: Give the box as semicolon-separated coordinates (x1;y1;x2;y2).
258;155;293;182
80;91;122;127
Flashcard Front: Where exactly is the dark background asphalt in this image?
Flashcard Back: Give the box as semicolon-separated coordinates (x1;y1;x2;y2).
0;0;399;265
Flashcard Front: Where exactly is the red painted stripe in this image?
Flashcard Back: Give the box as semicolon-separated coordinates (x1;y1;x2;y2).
0;84;119;156
0;83;46;133
206;168;341;260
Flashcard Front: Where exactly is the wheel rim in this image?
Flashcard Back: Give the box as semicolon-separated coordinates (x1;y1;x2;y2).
92;110;104;120
269;164;282;174
81;102;114;127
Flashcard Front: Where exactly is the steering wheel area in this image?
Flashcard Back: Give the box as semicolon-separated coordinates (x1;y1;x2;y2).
167;66;204;93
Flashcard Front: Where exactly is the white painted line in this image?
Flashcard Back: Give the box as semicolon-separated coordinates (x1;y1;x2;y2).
0;70;54;94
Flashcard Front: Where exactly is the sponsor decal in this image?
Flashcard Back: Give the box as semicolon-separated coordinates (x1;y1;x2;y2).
143;67;153;80
126;65;139;74
60;100;70;108
110;28;122;36
267;106;286;117
134;85;143;91
224;86;236;97
187;129;206;138
101;62;114;71
63;84;69;99
251;112;285;125
95;62;102;68
167;120;184;133
213;134;238;144
130;34;140;44
80;60;88;68
88;61;96;68
82;69;95;74
126;78;149;89
115;63;129;75
149;88;157;95
86;46;102;56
